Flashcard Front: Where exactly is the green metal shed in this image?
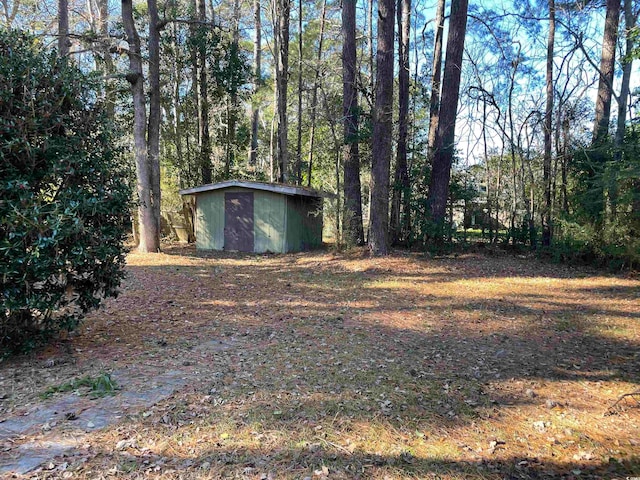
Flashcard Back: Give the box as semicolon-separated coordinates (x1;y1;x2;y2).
179;180;324;253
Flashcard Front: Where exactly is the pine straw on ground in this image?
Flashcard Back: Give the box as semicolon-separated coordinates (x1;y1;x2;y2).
1;244;639;479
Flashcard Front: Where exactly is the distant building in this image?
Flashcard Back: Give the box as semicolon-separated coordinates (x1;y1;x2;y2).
179;180;324;253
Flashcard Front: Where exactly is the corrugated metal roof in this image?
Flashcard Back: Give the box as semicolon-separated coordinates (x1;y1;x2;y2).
179;180;325;198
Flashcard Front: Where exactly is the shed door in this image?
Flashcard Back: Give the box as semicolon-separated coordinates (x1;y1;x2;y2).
224;192;254;252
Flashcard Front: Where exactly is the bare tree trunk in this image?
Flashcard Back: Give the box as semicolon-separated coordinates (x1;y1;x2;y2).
189;0;200;178
270;71;277;182
611;0;637;217
197;0;212;183
521;120;537;249
480;99;494;243
409;2;419;175
368;0;395;254
275;0;291;182
495;150;502;244
542;0;555;247
122;0;160;252
249;0;261;166
1;0;20;25
148;0;162;238
320;86;342;242
593;0;620;145
614;0;636;150
88;0;115;117
427;0;445;156
306;0;327;187
342;0;364;246
368;0;374;102
505;55;520;244
225;0;240;178
390;0;411;245
426;0;469;227
171;22;183;172
589;0;620;226
295;0;303;185
98;0;115;118
58;0;70;56
561;116;569;214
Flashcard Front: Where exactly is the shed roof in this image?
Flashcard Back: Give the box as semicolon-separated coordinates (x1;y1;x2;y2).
179;180;325;198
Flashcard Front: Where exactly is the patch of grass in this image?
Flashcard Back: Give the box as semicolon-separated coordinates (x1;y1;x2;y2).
555;315;580;332
117;458;140;474
40;372;118;399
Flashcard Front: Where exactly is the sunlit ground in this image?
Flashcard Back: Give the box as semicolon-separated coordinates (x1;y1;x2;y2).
1;245;638;479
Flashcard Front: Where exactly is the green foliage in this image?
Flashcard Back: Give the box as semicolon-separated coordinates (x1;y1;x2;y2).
548;219;620;268
409;158;480;249
40;372;119;399
549;218;639;270
558;126;640;270
571;146;609;225
0;30;131;355
159;14;251;189
627;25;640;61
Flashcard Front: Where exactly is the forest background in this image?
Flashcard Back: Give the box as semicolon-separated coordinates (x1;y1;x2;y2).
3;0;639;267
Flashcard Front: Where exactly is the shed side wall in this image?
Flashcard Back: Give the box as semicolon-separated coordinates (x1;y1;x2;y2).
195;191;224;250
286;196;323;252
254;191;286;253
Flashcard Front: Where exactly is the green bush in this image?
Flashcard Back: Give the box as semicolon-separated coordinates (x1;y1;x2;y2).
0;30;131;355
550;218;640;271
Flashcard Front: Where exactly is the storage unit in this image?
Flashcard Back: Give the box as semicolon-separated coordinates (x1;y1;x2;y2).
179;180;324;253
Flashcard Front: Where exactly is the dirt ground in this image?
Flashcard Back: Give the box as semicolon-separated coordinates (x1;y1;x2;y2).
1;245;639;479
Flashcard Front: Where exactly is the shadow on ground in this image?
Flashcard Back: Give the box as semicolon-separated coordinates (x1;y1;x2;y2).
1;245;638;478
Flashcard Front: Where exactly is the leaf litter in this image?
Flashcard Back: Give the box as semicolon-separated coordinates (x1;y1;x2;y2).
0;244;638;479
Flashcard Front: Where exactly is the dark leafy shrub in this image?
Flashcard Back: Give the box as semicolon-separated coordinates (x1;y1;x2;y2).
0;30;131;355
548;218;640;271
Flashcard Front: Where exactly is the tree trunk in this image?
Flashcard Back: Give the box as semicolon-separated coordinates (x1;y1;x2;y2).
615;0;636;150
494;152;502;245
390;0;411;245
561;116;569;214
249;0;262;166
589;0;620;226
1;0;20;25
88;0;115;117
275;0;291;182
342;0;364;246
505;55;520;244
306;0;327;187
98;0;115;118
426;0;469;227
189;0;200;177
593;0;621;145
270;78;277;182
368;0;374;102
58;0;70;56
368;0;395;254
198;0;212;183
410;2;419;175
521;121;537;249
122;0;160;252
171;21;185;184
295;0;303;185
480;99;494;244
611;0;637;217
320;88;342;243
542;0;555;247
148;0;162;238
225;0;240;178
427;0;445;156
